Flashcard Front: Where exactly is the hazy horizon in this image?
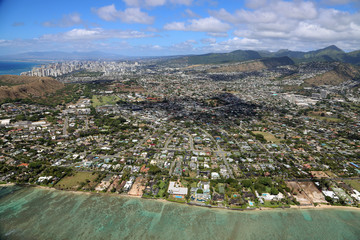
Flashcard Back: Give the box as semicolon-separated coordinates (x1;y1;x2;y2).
0;0;360;57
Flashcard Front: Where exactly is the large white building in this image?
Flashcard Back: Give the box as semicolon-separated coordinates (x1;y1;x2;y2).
168;181;188;197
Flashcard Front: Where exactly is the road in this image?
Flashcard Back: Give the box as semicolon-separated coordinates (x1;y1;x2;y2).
199;127;235;178
184;132;195;151
85;117;89;131
63;116;69;136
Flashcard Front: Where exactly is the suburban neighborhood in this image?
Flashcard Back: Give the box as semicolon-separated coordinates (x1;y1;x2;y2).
1;58;360;210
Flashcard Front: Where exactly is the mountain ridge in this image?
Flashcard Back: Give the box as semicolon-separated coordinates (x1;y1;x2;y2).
172;45;360;66
0;75;64;100
1;45;360;65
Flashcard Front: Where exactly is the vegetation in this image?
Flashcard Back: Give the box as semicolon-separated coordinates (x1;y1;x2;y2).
55;172;99;190
252;131;281;144
92;95;122;107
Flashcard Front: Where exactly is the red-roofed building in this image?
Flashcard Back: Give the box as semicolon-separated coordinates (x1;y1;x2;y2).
18;163;29;168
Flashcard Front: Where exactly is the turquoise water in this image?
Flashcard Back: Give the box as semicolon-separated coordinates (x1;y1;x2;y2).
0;186;359;240
0;61;42;75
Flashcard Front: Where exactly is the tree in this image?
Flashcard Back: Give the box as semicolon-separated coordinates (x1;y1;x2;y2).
254;183;266;193
258;177;272;186
325;196;333;203
148;165;162;175
242;179;252;188
270;187;279;195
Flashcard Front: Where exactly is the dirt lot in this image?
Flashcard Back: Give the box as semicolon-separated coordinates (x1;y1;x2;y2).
286;181;312;205
298;182;327;204
325;171;338;178
128;176;147;196
310;171;329;178
107;176;121;192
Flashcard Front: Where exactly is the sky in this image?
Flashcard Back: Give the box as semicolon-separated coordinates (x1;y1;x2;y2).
0;0;359;56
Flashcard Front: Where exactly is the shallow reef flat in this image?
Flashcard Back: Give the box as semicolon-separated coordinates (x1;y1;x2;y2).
1;186;360;240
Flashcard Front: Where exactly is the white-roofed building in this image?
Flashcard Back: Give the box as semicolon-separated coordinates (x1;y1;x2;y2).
168;181;188;198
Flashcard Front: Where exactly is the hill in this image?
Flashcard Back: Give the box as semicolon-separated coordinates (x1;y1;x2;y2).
304;63;360;86
208;56;294;73
261;56;295;68
179;50;262;65
263;45;360;65
0;75;64;100
170;45;360;66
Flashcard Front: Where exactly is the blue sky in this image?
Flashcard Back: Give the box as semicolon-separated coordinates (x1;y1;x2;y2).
0;0;359;56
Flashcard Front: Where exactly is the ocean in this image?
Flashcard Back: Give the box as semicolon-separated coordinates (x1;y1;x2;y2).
0;185;359;240
0;61;43;75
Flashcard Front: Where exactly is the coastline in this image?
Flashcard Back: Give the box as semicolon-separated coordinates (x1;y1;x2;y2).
3;184;359;213
0;183;16;187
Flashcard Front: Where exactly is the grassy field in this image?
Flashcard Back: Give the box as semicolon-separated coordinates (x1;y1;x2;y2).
325;171;338;178
189;171;197;178
309;115;342;123
55;172;98;190
155;180;169;198
344;180;360;192
252;131;281;144
92;95;121;107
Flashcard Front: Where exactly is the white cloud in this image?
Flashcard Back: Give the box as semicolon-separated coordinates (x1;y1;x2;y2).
42;13;84;27
120;8;155;24
0;39;11;46
40;28;154;41
211;1;317;24
209;8;238;24
144;26;159;32
145;0;167;7
322;0;356;5
164;22;186;30
123;0;141;7
275;1;318;20
164;17;230;33
184;9;200;18
170;40;197;52
245;0;268;9
201;38;216;44
207;32;229;37
122;0;192;7
208;0;360;49
207;37;262;52
93;4;154;24
92;5;119;21
170;0;192;5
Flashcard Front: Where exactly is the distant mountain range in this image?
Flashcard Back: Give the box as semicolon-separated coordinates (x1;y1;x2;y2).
1;45;360;66
171;45;360;66
0;51;127;61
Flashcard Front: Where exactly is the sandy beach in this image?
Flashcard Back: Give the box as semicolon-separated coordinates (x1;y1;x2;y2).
0;183;16;187
5;184;359;212
290;204;360;211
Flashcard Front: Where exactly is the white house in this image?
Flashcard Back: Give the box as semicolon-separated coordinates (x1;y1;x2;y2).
0;119;11;125
168;181;188;196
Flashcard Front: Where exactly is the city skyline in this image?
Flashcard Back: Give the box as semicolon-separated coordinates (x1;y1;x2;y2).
0;0;360;56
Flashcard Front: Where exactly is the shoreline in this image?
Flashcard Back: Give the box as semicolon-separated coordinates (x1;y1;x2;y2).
3;184;360;212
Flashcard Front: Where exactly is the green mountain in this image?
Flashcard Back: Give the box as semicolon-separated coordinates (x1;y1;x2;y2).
265;45;360;65
303;63;360;86
341;50;360;65
208;56;294;73
171;45;360;66
181;50;262;65
260;56;295;68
